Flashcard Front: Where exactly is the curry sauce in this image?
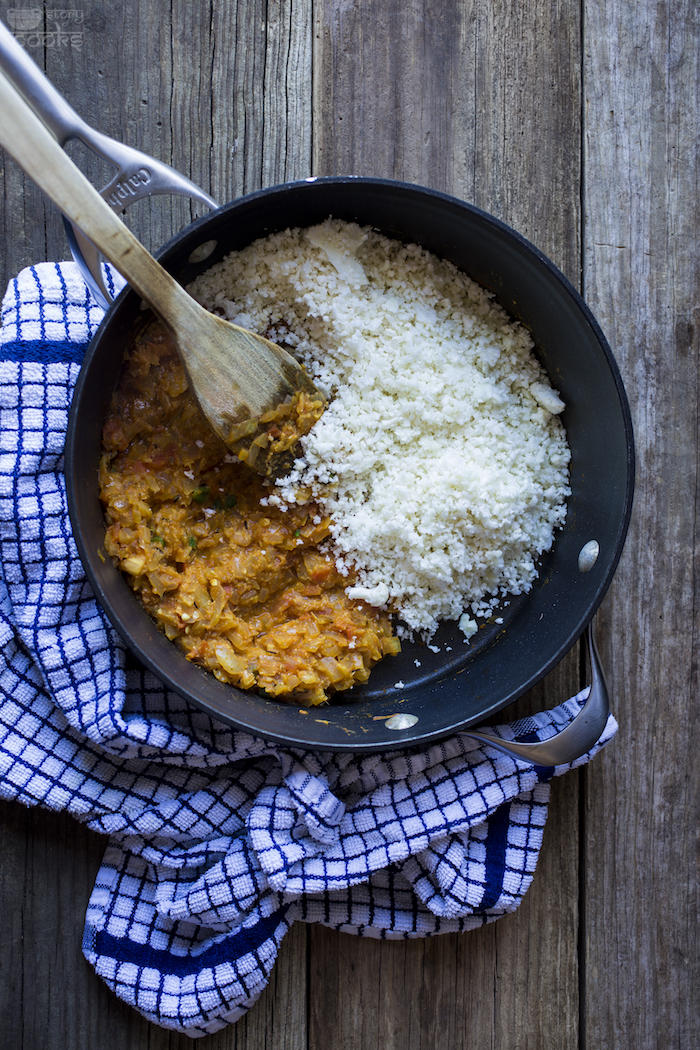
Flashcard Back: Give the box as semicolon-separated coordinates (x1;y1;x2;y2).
99;323;400;705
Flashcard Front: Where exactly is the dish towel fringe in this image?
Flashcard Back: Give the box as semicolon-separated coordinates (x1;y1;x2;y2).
0;262;617;1038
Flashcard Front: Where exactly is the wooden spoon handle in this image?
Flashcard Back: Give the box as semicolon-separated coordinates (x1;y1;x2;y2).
0;68;203;333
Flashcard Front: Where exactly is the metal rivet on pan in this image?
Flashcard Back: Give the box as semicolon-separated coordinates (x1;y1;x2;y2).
385;714;419;730
578;540;600;573
188;239;218;264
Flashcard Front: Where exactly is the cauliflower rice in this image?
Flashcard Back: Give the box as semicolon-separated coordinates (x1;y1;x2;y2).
189;219;571;640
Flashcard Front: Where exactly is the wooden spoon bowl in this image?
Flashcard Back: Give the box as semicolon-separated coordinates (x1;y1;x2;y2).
0;69;325;476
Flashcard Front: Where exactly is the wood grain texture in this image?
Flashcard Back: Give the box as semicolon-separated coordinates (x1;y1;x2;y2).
307;666;583;1050
313;0;581;277
209;0;313;200
0;0;314;294
0;800;309;1050
3;0;697;1046
0;1;313;1046
582;0;700;1046
311;2;583;1044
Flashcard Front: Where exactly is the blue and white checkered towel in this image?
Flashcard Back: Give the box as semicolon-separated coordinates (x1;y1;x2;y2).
0;261;617;1038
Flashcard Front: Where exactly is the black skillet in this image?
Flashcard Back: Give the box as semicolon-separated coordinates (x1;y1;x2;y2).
65;178;635;752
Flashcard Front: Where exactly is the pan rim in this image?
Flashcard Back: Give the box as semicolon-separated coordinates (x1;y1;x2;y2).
65;176;635;752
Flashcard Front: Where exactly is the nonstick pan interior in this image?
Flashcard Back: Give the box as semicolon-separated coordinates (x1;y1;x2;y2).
65;178;634;751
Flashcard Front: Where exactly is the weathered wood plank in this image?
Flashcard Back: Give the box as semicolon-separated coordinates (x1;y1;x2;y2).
8;0;695;1046
582;0;700;1046
308;665;582;1050
310;1;584;1045
313;0;581;278
0;800;309;1050
0;801;106;1045
0;1;314;1046
0;0;314;294
209;0;313;201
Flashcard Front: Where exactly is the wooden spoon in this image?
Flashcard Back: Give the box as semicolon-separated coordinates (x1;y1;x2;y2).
0;69;325;476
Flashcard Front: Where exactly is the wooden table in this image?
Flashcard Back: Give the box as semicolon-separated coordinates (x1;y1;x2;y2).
0;1;697;1046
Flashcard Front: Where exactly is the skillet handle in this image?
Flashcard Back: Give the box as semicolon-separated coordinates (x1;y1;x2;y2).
462;623;610;767
0;19;217;308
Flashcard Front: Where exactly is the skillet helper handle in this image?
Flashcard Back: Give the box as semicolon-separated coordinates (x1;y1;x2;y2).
463;624;610;766
0;18;85;141
0;68;210;337
0;18;217;307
